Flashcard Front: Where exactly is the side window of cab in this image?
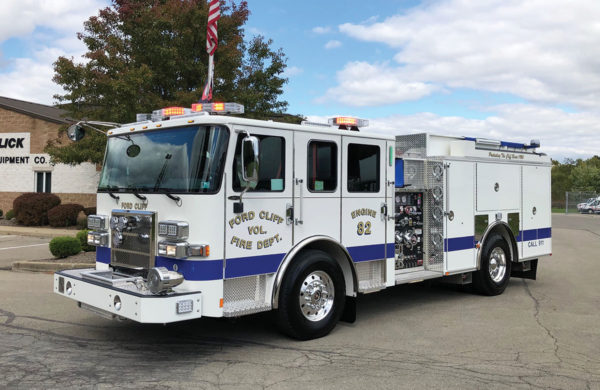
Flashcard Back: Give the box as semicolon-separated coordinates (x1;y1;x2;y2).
232;133;285;192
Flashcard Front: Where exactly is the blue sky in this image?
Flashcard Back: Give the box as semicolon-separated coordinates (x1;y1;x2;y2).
1;0;600;161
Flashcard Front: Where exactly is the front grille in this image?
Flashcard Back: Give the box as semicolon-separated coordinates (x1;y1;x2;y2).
110;210;156;270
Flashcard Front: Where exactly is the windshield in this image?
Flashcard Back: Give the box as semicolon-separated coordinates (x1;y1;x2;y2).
98;125;229;193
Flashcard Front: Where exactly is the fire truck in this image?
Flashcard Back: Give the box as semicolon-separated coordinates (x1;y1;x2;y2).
54;103;551;340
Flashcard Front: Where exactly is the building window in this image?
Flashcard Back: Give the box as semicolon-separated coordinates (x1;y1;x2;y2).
232;133;285;192
35;172;51;193
307;141;337;192
347;144;380;193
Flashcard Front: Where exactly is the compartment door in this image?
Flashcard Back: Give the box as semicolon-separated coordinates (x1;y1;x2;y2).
521;165;551;258
444;161;476;272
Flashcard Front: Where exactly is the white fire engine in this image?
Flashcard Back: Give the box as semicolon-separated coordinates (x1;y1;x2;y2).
54;103;551;339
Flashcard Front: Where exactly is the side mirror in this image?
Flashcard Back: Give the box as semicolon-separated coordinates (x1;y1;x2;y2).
241;136;259;187
67;124;85;142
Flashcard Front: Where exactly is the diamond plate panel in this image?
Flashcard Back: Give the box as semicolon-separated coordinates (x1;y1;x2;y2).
395;133;427;158
356;260;386;292
223;275;271;317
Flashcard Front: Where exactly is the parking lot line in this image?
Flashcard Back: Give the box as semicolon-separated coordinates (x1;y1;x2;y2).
0;243;48;251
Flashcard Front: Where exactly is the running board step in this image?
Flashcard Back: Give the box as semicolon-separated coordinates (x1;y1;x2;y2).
395;270;440;285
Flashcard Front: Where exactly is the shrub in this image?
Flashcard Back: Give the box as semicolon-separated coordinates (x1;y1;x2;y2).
48;204;84;227
83;207;97;216
76;229;96;252
49;236;81;258
13;193;61;226
77;212;88;229
5;209;15;220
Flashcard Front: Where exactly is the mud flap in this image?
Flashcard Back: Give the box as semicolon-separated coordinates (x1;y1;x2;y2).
340;296;356;323
511;259;538;280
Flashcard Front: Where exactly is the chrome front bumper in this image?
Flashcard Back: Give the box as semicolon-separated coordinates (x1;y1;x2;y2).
54;269;202;323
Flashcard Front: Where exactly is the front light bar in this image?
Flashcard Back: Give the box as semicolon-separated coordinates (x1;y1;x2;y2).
158;241;210;259
87;231;109;247
87;215;108;230
158;221;189;241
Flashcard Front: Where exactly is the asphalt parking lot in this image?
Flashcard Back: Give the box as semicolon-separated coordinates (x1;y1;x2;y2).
0;213;599;389
0;235;52;269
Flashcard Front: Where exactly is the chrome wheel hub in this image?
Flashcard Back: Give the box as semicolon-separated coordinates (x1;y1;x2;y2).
299;271;334;322
489;247;507;283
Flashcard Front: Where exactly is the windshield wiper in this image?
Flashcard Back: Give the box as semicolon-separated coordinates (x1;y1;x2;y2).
153;153;172;191
129;187;147;201
160;188;182;206
100;186;120;202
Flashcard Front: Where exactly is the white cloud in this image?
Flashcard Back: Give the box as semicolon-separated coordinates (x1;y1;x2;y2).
0;0;107;41
312;26;331;34
283;66;303;77
308;104;600;160
0;0;107;104
334;0;600;109
324;40;342;49
319;61;438;105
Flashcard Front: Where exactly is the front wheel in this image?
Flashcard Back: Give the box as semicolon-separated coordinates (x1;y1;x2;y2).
276;250;345;340
473;234;512;296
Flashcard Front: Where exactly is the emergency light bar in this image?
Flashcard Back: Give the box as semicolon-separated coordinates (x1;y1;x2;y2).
328;116;369;130
191;102;244;114
148;102;245;121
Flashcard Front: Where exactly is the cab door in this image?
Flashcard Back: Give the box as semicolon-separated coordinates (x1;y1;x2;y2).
293;131;341;244
341;136;388;263
224;126;293;279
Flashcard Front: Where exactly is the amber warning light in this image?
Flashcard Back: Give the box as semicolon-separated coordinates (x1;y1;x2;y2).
191;102;244;114
328;116;369;130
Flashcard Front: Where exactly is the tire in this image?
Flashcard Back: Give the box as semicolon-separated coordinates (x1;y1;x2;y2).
473;233;512;296
276;249;346;340
588;209;594;214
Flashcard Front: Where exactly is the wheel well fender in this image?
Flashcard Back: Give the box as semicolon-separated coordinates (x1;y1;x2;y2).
271;236;357;309
477;221;519;269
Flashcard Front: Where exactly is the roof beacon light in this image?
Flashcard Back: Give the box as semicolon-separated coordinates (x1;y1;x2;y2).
152;106;190;121
328;116;369;131
161;107;186;117
191;102;244;114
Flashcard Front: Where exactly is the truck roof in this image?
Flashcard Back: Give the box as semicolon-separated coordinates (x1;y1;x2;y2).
111;113;396;141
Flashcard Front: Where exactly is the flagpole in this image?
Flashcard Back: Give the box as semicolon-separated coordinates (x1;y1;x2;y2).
201;0;220;103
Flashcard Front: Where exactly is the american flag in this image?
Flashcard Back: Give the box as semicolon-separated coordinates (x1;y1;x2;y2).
201;0;221;101
206;0;220;55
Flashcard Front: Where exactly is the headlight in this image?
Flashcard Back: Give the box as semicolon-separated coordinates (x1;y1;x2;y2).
87;215;108;230
158;221;189;240
157;241;210;259
87;231;109;247
158;241;188;258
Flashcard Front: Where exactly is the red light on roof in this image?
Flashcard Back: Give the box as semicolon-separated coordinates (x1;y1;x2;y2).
191;103;203;112
213;102;225;111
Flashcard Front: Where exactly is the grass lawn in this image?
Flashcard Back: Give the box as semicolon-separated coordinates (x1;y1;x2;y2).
552;208;566;213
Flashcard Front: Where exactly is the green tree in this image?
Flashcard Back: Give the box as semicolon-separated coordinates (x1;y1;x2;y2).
47;0;297;164
551;158;574;205
571;156;600;192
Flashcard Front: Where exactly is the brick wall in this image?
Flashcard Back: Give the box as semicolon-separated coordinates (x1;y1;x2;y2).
0;107;63;153
0;106;98;214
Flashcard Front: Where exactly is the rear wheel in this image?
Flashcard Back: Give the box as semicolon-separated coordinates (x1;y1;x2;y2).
276;250;345;340
473;234;512;296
